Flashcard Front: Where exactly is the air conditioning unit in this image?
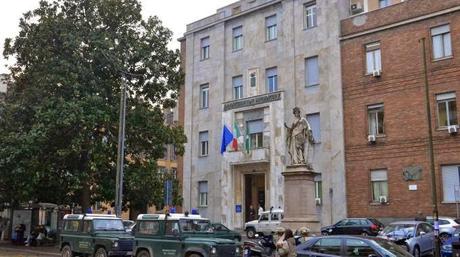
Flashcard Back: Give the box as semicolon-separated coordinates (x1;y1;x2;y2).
379;196;388;204
351;3;363;14
372;69;382;77
448;125;458;135
315;198;321;206
368;134;376;143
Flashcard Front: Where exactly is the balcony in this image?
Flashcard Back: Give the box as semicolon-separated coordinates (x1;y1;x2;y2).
225;148;270;164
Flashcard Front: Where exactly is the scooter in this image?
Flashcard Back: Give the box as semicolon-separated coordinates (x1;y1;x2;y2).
243;233;276;257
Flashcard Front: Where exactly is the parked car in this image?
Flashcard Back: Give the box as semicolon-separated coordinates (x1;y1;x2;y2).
60;214;134;257
133;213;243;257
320;218;384;236
296;235;412;257
378;221;434;257
426;216;460;242
211;222;242;241
244;209;283;238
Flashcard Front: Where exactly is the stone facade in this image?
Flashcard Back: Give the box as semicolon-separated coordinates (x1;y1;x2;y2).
182;0;349;229
341;0;460;222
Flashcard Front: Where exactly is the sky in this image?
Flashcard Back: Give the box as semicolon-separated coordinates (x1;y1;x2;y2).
0;0;236;73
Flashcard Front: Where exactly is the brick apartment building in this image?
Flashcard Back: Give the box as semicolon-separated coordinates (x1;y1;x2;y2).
341;0;460;221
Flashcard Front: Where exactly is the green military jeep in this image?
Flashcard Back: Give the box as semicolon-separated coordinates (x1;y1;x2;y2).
60;214;134;257
133;213;243;257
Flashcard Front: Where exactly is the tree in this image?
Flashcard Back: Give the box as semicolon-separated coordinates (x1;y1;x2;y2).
0;0;185;213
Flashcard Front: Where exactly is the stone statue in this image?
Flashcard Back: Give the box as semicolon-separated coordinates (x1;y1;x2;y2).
284;107;314;165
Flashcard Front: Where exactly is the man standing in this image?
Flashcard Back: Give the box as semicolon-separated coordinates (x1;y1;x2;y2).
258;204;264;218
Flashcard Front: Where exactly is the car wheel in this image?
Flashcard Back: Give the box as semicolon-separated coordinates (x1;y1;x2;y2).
440;233;451;243
136;250;150;257
61;245;74;257
247;228;256;239
413;246;421;257
95;247;108;257
361;232;369;236
321;231;329;236
189;254;203;257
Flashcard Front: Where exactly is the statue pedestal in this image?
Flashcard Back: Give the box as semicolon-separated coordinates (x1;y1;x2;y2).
281;164;320;233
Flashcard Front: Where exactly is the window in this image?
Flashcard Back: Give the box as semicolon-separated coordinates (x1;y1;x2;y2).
200;84;209;109
442;165;460;202
233;75;243;100
304;2;317;29
199;181;208;207
232;26;243;51
138;221;160;235
345;239;379;257
371;169;388;202
366;42;381;74
305;56;319;87
199;131;209;156
379;0;390;8
165;221;180;235
266;67;278;93
250;72;257;87
306;113;320;143
437;93;457;127
315;180;322;201
368;104;384;136
200;37;210;60
82;221;92;233
247;119;264;149
431;25;452;60
64;220;80;232
265;15;277;41
310;238;342;255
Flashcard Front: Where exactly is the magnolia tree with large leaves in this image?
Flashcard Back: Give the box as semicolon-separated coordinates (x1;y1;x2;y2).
0;0;186;215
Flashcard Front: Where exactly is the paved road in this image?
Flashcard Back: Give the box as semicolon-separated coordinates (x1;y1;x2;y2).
0;244;59;257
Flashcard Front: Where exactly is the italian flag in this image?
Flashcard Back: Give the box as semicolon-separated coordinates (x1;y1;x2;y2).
232;121;240;151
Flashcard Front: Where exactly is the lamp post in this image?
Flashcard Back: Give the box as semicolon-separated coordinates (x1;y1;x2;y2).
115;80;127;218
420;37;440;257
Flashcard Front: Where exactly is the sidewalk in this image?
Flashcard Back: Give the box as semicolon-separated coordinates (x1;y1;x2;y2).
0;240;59;257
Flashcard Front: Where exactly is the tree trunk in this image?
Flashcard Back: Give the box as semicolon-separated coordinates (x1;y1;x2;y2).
79;151;91;213
129;205;147;221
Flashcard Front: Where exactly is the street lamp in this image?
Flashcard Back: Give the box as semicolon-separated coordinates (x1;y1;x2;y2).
115;80;127;218
420;37;440;257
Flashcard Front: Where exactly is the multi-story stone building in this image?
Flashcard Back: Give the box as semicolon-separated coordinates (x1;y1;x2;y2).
180;0;349;229
341;0;460;222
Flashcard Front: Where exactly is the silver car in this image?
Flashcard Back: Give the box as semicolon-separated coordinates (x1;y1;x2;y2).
378;221;434;257
426;216;460;242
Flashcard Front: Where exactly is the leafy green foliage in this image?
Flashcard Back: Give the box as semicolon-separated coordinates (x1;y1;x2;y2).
0;0;185;212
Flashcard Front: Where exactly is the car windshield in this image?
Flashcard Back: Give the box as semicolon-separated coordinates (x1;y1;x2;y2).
93;219;125;231
382;224;415;237
371;238;413;257
179;219;212;233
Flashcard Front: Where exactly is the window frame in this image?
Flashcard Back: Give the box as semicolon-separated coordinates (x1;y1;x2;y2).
247;119;264;149
436;92;457;128
265;15;277;41
200;84;209;109
200;37;210;60
431;24;453;61
305;56;320;87
198;181;208;207
367;104;385;136
199;131;209;157
365;42;382;75
306;112;321;143
370;169;388;203
304;2;317;29
441;165;460;202
232;75;244;100
232;26;243;52
266;67;278;93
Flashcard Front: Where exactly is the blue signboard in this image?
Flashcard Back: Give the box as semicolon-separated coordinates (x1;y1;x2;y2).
235;204;242;213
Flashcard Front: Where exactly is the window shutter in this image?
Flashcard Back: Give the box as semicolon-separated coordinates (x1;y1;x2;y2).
371;170;388;181
201;37;209;47
233;26;242;37
266;67;277;78
233;76;243;87
199;131;208;142
199;181;208;193
442;165;460;202
266;15;276;27
248;119;264;134
306;56;319;86
431;25;450;36
306;113;320;142
436;92;456;101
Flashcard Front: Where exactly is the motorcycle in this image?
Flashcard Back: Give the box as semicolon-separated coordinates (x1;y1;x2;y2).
243;233;276;257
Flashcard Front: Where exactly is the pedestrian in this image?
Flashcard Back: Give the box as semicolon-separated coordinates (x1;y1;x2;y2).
276;228;297;257
248;205;256;221
298;227;312;243
258;204;264;218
